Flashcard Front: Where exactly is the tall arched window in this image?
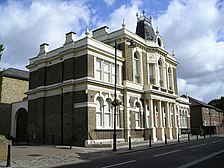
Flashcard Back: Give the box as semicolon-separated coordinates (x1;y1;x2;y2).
134;52;140;83
135;102;141;128
168;67;172;90
104;98;112;127
158;59;163;87
149;63;155;84
96;97;103;127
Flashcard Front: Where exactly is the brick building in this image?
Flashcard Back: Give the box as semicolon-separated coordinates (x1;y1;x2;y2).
26;13;190;146
0;68;29;137
188;96;224;134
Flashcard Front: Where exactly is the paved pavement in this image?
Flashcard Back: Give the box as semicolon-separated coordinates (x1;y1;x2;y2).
0;134;222;168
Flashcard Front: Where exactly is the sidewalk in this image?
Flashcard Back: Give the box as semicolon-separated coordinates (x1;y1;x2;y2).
0;134;220;168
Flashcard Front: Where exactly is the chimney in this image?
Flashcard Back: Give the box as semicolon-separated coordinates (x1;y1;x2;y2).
92;26;109;39
64;32;76;45
39;43;49;55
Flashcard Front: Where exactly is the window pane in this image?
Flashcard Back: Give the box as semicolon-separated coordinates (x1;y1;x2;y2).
116;111;119;127
96;113;102;127
134;54;139;83
149;64;155;84
104;100;112;127
112;64;118;85
96;59;102;80
96;98;102;127
96;70;101;80
104;62;110;82
104;114;110;127
96;59;101;69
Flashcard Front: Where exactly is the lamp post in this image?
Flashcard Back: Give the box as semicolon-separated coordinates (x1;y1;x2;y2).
112;39;118;151
111;39;136;151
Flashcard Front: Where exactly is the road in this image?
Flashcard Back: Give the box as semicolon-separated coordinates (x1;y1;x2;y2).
57;136;224;168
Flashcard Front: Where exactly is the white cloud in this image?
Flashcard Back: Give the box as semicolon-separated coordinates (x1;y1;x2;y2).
101;1;142;32
155;0;224;102
0;0;91;69
104;0;115;6
1;0;223;103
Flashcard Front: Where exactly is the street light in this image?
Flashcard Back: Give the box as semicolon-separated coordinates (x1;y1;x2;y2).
112;39;118;151
112;39;136;151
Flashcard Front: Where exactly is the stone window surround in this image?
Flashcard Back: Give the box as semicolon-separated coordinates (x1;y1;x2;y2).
94;92;121;129
94;57;122;86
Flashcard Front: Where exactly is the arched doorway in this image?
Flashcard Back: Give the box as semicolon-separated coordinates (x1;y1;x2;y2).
16;108;27;139
11;100;28;139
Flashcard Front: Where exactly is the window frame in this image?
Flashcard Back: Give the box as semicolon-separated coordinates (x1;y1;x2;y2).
133;52;140;83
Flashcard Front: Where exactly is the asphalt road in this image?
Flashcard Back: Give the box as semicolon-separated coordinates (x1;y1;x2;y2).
58;137;224;168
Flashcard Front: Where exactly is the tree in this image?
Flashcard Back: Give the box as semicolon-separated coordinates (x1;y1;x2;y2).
0;43;3;102
208;96;224;111
0;43;4;61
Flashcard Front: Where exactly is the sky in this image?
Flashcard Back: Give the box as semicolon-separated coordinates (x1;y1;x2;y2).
0;0;224;103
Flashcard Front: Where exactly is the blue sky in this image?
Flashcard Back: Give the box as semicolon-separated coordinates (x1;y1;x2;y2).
0;0;224;103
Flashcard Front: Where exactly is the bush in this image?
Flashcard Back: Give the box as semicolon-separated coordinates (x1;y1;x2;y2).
0;135;7;142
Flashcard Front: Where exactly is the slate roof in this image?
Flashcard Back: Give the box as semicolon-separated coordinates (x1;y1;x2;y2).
2;68;29;81
186;95;224;113
136;20;155;41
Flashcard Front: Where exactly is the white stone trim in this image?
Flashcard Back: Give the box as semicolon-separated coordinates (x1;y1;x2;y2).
74;102;96;108
11;100;28;138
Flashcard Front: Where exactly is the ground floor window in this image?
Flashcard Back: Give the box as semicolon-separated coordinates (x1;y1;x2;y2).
96;97;119;128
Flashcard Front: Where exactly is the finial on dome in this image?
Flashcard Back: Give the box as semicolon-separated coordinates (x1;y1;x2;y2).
136;11;151;24
122;19;126;28
149;16;152;25
156;27;159;34
85;25;89;36
172;50;176;57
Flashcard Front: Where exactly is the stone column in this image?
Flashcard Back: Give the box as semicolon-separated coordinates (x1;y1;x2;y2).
172;103;178;139
123;92;130;142
144;99;149;128
156;100;165;141
166;102;173;140
187;109;191;129
149;98;157;141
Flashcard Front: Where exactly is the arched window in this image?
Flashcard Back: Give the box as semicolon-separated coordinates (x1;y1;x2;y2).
135;102;141;128
149;63;155;84
104;98;112;127
158;59;163;87
134;52;140;83
96;97;116;128
168;67;172;90
96;97;103;127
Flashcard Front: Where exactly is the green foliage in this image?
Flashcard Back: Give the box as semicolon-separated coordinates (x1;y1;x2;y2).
0;70;2;102
0;43;4;60
208;96;224;111
0;42;4;100
0;134;7;142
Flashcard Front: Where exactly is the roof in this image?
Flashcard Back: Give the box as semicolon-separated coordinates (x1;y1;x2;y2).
2;68;29;81
136;20;155;41
135;12;155;41
187;96;216;109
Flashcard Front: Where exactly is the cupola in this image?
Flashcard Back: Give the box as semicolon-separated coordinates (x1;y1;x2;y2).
136;11;155;41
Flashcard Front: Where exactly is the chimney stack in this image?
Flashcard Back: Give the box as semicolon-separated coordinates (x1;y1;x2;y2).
39;43;49;55
64;32;76;45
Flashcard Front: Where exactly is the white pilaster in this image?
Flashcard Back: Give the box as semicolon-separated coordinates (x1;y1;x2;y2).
166;102;173;140
172;103;178;139
157;100;165;141
149;98;157;141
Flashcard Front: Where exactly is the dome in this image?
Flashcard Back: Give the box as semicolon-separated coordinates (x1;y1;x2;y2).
135;12;155;41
